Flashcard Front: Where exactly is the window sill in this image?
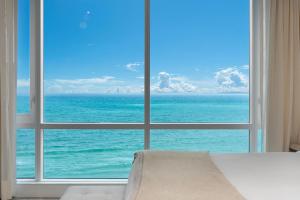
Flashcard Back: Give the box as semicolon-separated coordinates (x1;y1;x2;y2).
15;179;127;198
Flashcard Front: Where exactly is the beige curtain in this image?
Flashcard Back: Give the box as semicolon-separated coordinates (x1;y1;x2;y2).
265;0;300;151
0;0;17;199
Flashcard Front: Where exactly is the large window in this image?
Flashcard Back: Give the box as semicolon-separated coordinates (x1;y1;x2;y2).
16;0;257;182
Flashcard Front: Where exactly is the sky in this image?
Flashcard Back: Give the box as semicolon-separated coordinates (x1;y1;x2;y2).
17;0;249;95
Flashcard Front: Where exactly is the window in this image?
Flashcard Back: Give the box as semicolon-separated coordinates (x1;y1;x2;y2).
16;0;259;186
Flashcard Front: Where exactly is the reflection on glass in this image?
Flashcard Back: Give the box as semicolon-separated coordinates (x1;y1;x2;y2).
257;129;263;152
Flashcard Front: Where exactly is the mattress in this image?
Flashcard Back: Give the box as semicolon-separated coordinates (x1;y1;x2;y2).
125;152;300;200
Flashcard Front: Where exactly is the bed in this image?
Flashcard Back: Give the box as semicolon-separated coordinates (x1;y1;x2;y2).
60;152;300;200
124;151;300;200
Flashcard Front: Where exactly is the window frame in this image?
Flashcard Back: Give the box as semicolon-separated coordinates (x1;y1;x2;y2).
15;0;261;197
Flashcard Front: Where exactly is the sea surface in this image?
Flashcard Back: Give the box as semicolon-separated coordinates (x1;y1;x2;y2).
16;94;260;179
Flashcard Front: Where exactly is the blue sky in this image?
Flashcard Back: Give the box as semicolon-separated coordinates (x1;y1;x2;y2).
17;0;249;95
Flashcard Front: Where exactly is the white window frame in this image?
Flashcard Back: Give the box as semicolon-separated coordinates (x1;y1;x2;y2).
15;0;261;198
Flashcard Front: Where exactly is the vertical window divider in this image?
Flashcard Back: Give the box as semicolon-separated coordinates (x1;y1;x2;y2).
250;0;259;152
31;0;44;181
144;0;150;150
39;0;44;180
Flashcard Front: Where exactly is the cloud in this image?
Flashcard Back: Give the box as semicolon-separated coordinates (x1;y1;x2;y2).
54;76;115;85
27;64;249;95
158;72;170;89
45;76;116;94
240;64;249;70
153;72;197;93
125;62;142;72
44;76;143;94
104;86;143;94
215;67;248;93
17;79;30;87
79;10;91;29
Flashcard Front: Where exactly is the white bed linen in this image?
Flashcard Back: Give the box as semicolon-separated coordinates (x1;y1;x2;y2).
125;152;300;200
211;153;300;200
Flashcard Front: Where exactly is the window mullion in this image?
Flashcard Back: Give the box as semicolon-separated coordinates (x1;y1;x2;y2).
250;0;259;152
144;0;150;150
31;0;44;181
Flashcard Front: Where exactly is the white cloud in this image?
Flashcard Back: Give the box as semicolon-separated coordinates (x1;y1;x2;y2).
240;64;249;70
36;65;249;95
104;86;143;94
17;79;30;87
45;77;116;94
44;76;144;94
54;76;115;85
125;62;142;72
152;72;197;93
215;67;248;93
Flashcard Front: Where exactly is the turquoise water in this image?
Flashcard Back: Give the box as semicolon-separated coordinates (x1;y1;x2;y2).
16;95;250;179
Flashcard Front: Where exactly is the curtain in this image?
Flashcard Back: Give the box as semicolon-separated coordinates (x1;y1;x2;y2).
262;0;300;151
0;0;17;199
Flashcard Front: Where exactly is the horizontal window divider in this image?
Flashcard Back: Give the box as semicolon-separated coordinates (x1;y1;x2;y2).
41;123;145;129
40;123;251;130
151;123;251;129
17;179;128;184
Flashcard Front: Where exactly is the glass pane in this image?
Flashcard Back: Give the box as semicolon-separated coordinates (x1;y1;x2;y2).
151;0;250;123
257;129;263;152
17;0;30;113
43;0;144;123
151;130;249;153
151;95;249;122
16;129;35;179
44;130;143;179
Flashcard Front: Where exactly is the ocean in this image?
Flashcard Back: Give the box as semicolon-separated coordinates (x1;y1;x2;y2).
16;94;258;179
